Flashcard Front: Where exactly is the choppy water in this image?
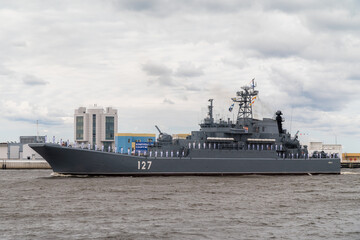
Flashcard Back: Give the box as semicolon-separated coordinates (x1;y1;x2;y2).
0;169;360;240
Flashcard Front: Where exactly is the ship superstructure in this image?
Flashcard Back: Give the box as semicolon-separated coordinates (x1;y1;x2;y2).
148;80;308;160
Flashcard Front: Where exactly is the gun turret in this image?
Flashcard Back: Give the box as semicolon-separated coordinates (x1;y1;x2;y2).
155;125;162;134
294;130;299;140
155;125;172;144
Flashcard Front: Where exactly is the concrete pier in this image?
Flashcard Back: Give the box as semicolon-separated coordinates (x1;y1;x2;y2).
341;162;360;168
1;160;51;169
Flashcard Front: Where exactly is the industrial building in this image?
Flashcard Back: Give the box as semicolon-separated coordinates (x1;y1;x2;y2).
20;136;46;144
342;153;360;168
115;133;156;154
74;106;118;151
0;143;8;159
0;136;45;160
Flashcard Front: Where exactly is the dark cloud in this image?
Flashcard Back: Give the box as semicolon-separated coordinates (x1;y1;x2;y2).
142;62;174;86
262;0;344;12
183;84;201;92
23;75;48;86
121;0;155;11
270;67;358;111
142;61;206;89
8;116;63;126
347;74;360;80
175;62;204;78
114;0;250;15
303;9;360;32
157;76;175;86
291;93;341;112
0;100;67;126
142;62;172;76
113;0;360;20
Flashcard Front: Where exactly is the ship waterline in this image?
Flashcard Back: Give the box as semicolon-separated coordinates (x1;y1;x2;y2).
29;143;340;175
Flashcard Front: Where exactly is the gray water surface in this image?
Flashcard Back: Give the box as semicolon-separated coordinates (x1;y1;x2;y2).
1;169;359;239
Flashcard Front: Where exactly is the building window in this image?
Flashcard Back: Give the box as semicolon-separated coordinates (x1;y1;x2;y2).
76;116;84;140
92;114;96;145
105;116;115;140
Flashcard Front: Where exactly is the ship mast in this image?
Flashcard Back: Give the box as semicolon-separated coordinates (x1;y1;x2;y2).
232;79;258;124
208;99;214;124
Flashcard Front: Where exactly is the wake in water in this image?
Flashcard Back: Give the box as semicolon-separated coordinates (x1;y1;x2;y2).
50;172;92;178
341;171;360;175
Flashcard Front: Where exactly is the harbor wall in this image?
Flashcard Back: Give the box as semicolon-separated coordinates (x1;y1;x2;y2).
1;160;51;169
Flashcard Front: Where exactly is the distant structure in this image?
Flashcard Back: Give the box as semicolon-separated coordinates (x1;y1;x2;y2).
20;136;46;144
342;153;360;168
0;136;46;160
74;106;118;150
308;142;342;160
0;143;8;159
115;133;155;154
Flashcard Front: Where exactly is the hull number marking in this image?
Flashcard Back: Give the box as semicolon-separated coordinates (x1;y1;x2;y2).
138;161;152;170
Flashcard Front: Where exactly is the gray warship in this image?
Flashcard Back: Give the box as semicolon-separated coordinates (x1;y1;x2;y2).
30;81;341;175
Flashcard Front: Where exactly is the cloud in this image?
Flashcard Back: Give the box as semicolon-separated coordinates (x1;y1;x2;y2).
0;100;67;126
142;62;172;76
183;84;201;92
221;58;247;69
347;74;360;81
163;98;174;104
303;8;360;32
113;0;248;16
0;0;360;151
268;65;359;111
0;64;13;76
291;108;360;137
142;62;174;86
12;41;28;48
262;0;344;13
175;62;204;78
23;75;48;86
142;61;205;88
120;0;157;12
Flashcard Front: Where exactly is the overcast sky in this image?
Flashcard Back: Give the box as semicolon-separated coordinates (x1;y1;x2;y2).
1;0;360;152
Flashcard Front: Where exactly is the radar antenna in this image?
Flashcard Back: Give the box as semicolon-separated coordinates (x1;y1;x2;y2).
231;78;258;123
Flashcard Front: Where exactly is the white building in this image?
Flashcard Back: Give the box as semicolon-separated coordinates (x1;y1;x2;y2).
74;106;118;151
0;143;7;159
0;142;43;160
308;142;342;160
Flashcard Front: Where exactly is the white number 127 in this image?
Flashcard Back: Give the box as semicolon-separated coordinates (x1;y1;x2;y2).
137;161;152;170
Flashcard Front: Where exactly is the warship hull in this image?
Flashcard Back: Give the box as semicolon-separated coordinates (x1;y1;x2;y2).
30;144;341;175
